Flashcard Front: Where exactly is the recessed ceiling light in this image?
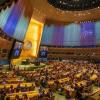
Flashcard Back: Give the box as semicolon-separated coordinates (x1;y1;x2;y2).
48;0;100;11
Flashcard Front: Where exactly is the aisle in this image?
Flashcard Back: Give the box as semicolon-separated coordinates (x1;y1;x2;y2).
54;93;66;100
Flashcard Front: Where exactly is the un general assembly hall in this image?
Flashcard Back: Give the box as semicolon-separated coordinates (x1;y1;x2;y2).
0;0;100;100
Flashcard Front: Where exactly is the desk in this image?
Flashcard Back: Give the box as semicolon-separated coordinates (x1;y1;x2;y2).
59;78;70;83
5;91;39;100
88;89;100;100
90;74;97;80
75;73;82;78
0;83;34;89
48;81;54;85
0;78;20;81
77;80;87;87
48;78;70;85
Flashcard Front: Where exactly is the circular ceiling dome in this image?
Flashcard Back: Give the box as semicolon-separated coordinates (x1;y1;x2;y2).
0;0;18;11
48;0;100;11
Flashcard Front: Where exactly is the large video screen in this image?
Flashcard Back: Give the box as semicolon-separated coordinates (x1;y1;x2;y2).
0;0;32;41
11;41;23;58
39;46;48;58
41;21;100;47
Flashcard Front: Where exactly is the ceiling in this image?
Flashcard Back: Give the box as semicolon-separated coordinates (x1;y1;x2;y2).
48;0;100;11
0;0;18;11
29;0;100;23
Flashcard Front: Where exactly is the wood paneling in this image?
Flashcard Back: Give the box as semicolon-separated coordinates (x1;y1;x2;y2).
47;47;100;61
30;0;100;23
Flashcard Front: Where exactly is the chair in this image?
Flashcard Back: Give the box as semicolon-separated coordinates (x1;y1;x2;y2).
49;96;55;100
29;96;38;100
41;97;49;100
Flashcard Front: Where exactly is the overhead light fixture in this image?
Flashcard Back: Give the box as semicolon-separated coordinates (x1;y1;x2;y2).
0;0;18;11
48;0;100;11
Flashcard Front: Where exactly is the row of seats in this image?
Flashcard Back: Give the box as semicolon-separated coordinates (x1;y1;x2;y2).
15;60;100;99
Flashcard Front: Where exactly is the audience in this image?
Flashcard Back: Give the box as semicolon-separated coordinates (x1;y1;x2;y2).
0;60;100;100
15;60;100;99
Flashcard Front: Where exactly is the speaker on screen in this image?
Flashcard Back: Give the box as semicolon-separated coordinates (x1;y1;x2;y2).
39;46;48;62
39;46;48;58
11;41;23;58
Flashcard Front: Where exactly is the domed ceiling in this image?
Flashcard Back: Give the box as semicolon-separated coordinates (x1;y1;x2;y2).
48;0;100;11
1;0;100;23
29;0;100;23
0;0;18;11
